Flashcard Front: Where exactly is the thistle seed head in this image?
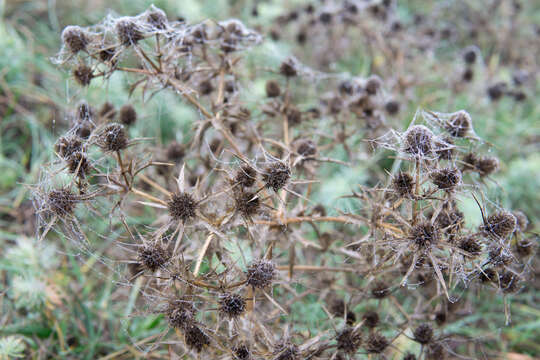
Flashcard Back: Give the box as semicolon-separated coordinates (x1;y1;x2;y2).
62;25;89;53
218;293;246;319
246;259;276;288
263;162;290;192
403;125;434;157
168;192;197;221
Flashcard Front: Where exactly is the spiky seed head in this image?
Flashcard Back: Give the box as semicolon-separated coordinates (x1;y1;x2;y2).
273;341;299;360
296;139;317;157
99;47;116;62
235;191;260;217
67;152;90;177
119;104;137;126
413;324;434;344
218;293;246;319
385;100;400;115
499;271;520;294
73;65;93;86
233;345;251;360
435;209;464;235
263;162;290;192
100;124;128;152
410;221;439;248
99;102;116;120
365;76;381;95
280;58;297;77
430;167;461;190
138;243;168;272
146;9;167;29
116;18;144;45
265;80;281;97
336;327;362;354
246;259;276;288
481;211;516;238
480;268;497;283
435;137;454;160
461;152;478;171
515;239;535;258
366;332;389;354
55;136;82;158
371;281;390;299
168;192;197;221
488;246;514;266
234;165;257;188
166;141;185;162
445;110;471;137
403;125;434;157
62;25;89;53
184;324;210;352
48;189;77;216
362;310;379;328
166;299;196;330
476;156;499;176
392;172;414;197
459;236;482;257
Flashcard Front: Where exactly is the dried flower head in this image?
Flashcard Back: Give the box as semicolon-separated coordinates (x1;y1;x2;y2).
234;165;257;188
413;323;434;344
459;236;482;257
366;332;389;354
138;243;169;272
403;125;434;157
67;152;90;177
365;76;382;95
235;191;260;217
385;100;400;115
55;136;82;158
280;58;298;77
99;102;116;120
99;124;128;152
73;65;93;86
116;18;144;45
362;310;379;328
480;268;497;283
166;299;196;330
146;9;167;29
392;172;414;197
168;192;197;221
296;139;317;157
476;156;499;176
233;345;251;360
410;221;439;248
481;211;516;238
273;341;299;360
119;104;137;126
246;259;276;288
499;270;520;293
430;167;461;190
184;324;210;352
48;189;77;216
263;162;290;192
166;141;185;162
265;80;281;97
62;25;89;53
445;110;471;137
218;293;246;318
336;327;362;354
463;47;477;64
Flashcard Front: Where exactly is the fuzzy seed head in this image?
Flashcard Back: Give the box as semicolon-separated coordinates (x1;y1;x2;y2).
55;136;82;158
234;166;257;188
403;125;434;157
445;111;471;137
392;172;414;197
336;327;362;354
273;341;299;360
184;324;210;352
119;104;137;126
430;167;461;190
362;310;379;328
280;59;298;77
481;212;516;238
263;162;290;192
366;332;389;354
410;222;439;248
100;124;128;152
218;293;246;318
265;80;281;97
116;18;144;45
168;192;197;221
459;236;482;257
138;243;168;272
62;26;89;53
246;259;276;288
235;191;260;217
48;189;77;216
413;324;434;344
73;65;93;86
